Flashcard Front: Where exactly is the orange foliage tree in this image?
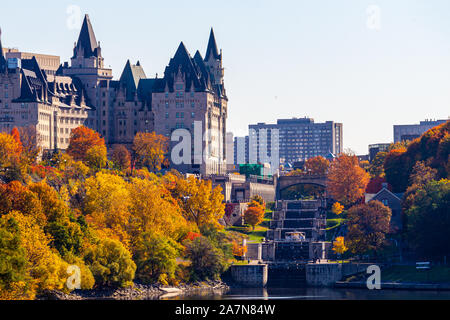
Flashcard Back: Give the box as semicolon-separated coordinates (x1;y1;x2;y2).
304;156;329;175
67;126;105;162
132;132;169;172
10;128;23;154
244;201;265;231
327;154;370;206
111;145;131;170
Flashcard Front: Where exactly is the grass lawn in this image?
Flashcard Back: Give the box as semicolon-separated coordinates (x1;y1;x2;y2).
326;219;345;231
381;266;450;283
226;210;272;243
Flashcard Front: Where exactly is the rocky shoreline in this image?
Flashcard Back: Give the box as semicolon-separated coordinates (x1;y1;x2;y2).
37;280;230;300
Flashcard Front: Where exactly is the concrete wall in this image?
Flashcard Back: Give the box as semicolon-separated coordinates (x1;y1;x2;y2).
306;263;370;287
231;264;268;287
246;243;262;261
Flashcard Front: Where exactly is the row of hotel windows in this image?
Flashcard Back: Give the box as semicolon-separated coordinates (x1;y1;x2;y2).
59;117;84;125
165;102;197;109
165;91;196;99
165;112;196;119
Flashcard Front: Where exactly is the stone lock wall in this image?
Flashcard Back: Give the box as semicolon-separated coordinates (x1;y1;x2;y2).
231;264;268;287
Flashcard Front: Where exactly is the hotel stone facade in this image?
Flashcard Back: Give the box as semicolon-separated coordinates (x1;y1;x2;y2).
0;15;228;175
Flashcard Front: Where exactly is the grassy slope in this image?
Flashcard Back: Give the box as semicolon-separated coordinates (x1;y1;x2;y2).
226;211;272;243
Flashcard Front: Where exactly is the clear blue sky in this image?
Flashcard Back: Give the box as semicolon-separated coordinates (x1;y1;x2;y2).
1;0;449;154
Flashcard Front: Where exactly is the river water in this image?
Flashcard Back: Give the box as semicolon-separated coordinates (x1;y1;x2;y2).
164;287;450;300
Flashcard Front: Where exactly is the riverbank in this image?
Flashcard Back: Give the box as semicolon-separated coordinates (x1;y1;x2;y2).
37;280;230;300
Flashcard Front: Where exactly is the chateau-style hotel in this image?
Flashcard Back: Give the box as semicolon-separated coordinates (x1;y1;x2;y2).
0;15;228;175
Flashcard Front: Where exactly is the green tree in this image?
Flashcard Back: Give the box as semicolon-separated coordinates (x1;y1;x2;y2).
185;237;228;281
84;238;136;288
133;231;182;285
404;179;450;260
0;217;31;300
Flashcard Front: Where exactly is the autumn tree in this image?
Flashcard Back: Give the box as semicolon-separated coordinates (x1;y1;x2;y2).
84;172;132;246
10;128;23;154
171;176;225;228
0;132;21;169
85;145;108;170
244;204;265;231
250;195;266;209
332;236;348;258
384;121;450;192
304;156;329;175
331;202;344;216
0;181;46;226
287;169;304;176
366;177;390;194
346;201;392;254
128;177;192;243
111;145;131;170
18;126;40;165
67;126;105;162
327;154;370;206
132;132;169;172
369;152;387;178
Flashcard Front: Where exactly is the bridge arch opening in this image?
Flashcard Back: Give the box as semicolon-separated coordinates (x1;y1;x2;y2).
279;183;326;200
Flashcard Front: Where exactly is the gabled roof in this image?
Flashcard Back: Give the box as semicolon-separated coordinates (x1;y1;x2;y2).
74;15;100;58
119;60;147;100
205;28;220;61
366;187;404;204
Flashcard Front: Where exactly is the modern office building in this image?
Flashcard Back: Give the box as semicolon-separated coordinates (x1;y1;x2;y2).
394;119;448;143
226;132;234;166
248;118;343;168
369;143;390;162
233;135;249;165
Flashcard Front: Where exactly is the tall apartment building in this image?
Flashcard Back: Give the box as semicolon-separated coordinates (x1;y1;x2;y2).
394;119;448;143
0;30;89;151
60;15;228;175
233;136;249;165
248;118;343;167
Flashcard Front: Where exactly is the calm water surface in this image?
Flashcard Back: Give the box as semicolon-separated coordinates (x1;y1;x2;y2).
165;287;450;300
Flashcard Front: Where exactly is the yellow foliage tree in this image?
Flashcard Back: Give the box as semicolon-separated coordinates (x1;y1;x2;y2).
84;172;132;246
332;236;348;256
2;212;69;295
132;132;169;172
128;177;193;242
171;176;225;228
332;202;344;216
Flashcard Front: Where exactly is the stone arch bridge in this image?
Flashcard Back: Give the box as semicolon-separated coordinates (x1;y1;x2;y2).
276;174;328;200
